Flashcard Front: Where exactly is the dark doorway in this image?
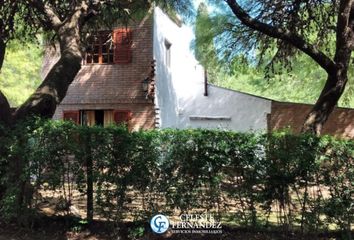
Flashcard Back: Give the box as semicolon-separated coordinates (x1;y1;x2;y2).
95;110;104;126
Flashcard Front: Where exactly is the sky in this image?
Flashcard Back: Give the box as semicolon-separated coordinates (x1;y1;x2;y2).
194;0;204;8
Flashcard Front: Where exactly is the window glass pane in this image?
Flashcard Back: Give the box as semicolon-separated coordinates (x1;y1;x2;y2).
95;110;104;126
102;54;108;63
85;44;93;64
86;45;93;53
93;55;99;63
86;54;92;63
94;36;100;44
94;45;99;54
101;33;111;44
102;45;107;53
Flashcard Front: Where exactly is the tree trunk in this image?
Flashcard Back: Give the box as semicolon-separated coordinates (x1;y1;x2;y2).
0;39;6;71
0;90;11;126
225;0;354;135
302;32;352;135
14;25;82;121
302;67;348;135
6;19;83;217
0;40;12;126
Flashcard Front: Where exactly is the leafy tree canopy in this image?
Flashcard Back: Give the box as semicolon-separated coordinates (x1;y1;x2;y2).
192;0;354;134
0;41;42;107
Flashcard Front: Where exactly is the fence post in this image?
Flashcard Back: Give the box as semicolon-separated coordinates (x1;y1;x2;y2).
85;130;94;222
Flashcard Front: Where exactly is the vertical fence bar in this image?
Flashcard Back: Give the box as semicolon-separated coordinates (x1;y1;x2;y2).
85;130;94;222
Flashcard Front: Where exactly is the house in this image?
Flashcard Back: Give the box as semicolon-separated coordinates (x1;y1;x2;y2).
46;9;157;129
42;6;271;132
44;7;354;138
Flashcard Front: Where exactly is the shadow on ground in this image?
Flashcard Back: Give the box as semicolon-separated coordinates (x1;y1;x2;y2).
0;216;350;240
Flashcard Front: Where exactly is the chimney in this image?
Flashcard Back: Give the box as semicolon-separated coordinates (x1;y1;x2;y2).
204;68;208;96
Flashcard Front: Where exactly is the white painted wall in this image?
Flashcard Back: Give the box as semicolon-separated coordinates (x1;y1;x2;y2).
153;7;271;132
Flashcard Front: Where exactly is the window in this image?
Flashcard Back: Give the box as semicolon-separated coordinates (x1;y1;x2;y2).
95;110;104;126
85;28;132;64
80;110;104;126
64;110;132;127
85;31;114;64
80;110;95;126
165;40;171;68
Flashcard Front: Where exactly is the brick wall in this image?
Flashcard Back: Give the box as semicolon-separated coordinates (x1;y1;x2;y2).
50;14;155;130
269;101;354;138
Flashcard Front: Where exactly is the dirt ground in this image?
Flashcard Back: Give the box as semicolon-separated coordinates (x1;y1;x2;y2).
11;187;341;240
0;218;345;240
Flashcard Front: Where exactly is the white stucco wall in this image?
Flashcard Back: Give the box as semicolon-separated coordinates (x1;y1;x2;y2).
153;7;271;132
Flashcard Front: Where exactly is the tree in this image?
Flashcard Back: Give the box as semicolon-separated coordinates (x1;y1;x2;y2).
0;0;193;127
219;0;354;135
0;0;194;218
218;54;329;104
0;41;42;107
194;3;219;81
0;0;21;124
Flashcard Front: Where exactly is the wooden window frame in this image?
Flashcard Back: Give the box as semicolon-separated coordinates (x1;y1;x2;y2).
85;31;114;65
85;28;133;64
63;110;133;127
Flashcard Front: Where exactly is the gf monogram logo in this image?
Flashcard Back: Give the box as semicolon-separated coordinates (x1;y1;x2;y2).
150;214;169;234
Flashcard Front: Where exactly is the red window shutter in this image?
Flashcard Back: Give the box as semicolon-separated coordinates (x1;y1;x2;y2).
113;110;132;125
113;28;132;64
63;111;80;124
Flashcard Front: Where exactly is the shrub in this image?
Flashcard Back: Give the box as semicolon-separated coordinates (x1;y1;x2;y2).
0;118;352;237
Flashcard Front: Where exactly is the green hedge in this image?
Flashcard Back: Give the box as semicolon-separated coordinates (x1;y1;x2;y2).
0;119;353;237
